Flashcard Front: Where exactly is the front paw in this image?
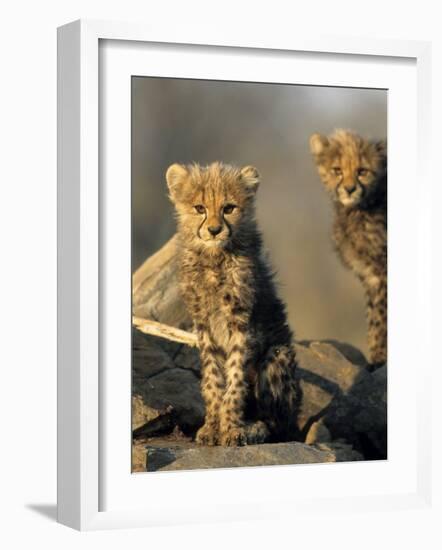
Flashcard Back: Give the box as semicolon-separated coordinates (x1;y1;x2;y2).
195;423;218;446
219;425;247;447
246;420;269;444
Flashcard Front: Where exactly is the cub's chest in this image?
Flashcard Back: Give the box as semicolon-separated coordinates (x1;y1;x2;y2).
200;267;240;350
201;260;241;291
334;211;386;276
200;268;236;311
335;211;383;248
203;268;222;288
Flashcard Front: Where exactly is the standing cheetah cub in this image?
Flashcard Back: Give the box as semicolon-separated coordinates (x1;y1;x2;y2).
310;129;387;367
166;162;300;446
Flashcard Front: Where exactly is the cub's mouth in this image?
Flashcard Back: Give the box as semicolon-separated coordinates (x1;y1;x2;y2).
339;195;361;207
199;234;231;249
337;183;364;207
197;224;232;246
201;237;226;247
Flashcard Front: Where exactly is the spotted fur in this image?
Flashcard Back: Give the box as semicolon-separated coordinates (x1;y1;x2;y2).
310;129;387;367
166;162;300;446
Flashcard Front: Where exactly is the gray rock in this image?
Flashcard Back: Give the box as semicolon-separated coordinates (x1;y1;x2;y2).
132;394;162;431
132;235;189;327
315;441;364;462
295;341;371;433
318;339;369;368
295;342;386;458
133;329;387;459
304;417;332;444
133;328;204;433
134;369;204;432
132;238;387;465
143;440;337;472
325;365;387;459
132;256;387;461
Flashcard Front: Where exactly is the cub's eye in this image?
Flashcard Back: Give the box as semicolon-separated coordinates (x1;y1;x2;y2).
223;204;236;215
332;167;342;176
358;168;369;177
194;205;205;214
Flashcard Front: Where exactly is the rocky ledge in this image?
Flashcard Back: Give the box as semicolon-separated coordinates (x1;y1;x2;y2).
132;329;386;473
131;237;387;473
133;435;364;473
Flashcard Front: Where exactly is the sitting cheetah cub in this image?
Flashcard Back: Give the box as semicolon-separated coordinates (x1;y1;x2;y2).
166;162;299;446
310;129;387;368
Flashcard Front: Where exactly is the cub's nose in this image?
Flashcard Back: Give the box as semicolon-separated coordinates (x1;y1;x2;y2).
345;184;357;195
208;224;222;236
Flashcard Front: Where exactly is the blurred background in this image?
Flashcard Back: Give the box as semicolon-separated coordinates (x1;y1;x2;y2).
132;77;387;357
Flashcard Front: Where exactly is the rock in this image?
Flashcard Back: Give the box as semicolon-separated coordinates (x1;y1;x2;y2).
132;328;387;460
132;442;148;473
295;341;371;433
134;369;204;433
132;394;161;431
143;439;337;472
318;339;369;368
132;240;387;462
296;342;386;458
315;441;364;462
304;418;332;445
132;328;177;377
133;328;204;434
132;235;190;329
325;365;387;459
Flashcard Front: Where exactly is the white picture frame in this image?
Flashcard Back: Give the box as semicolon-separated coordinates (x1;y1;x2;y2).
57;19;432;531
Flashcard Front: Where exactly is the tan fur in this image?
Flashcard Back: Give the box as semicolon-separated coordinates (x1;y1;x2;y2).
310;130;387;367
167;162;300;446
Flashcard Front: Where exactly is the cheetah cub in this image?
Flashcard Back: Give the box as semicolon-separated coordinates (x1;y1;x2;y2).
166;162;299;446
310;129;387;368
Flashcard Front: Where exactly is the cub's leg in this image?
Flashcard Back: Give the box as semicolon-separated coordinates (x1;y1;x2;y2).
364;272;387;367
219;331;250;446
256;345;299;441
195;335;226;446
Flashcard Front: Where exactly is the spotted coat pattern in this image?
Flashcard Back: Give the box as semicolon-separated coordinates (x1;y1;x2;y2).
310;130;387;367
166;162;300;446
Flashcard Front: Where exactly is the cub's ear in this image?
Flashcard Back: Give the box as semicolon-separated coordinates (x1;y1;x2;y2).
240;165;260;193
374;139;387;157
166;163;189;203
309;133;329;156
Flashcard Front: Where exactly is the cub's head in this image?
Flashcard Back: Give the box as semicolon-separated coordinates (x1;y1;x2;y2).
166;162;260;251
309;129;386;208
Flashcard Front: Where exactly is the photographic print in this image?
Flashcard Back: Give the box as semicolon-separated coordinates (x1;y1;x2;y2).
131;77;387;473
